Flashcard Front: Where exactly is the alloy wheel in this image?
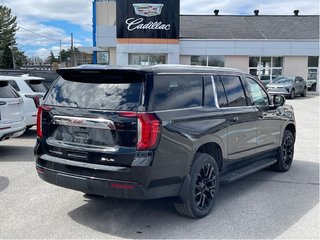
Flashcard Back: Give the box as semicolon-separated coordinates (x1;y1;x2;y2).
282;135;294;169
194;163;216;210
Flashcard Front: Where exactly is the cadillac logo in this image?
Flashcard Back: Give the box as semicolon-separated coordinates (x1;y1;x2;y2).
133;3;164;17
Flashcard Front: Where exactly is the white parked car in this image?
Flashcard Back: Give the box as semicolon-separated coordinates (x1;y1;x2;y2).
1;75;47;129
0;79;26;141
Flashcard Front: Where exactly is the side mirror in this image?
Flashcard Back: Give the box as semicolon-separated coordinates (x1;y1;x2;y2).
273;95;285;107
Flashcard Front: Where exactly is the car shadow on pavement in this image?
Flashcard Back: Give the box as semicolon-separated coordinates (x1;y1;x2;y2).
0;145;34;162
20;128;37;140
68;160;319;239
0;129;36;162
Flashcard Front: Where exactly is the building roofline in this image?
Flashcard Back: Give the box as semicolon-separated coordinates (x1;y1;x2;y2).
180;14;319;17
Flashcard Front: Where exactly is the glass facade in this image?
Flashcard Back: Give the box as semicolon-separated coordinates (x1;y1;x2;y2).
129;54;166;65
249;56;283;84
191;55;224;67
97;51;109;64
308;56;319;81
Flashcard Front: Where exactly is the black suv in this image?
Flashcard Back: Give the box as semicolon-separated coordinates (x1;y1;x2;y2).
35;65;296;218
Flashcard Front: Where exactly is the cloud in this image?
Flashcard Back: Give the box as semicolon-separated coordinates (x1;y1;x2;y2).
4;0;92;31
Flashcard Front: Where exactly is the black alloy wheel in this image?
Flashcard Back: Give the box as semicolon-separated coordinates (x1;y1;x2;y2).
272;130;295;172
195;163;216;210
174;153;219;218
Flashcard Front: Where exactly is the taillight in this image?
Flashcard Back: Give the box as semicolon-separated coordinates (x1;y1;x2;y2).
37;105;52;138
119;112;161;150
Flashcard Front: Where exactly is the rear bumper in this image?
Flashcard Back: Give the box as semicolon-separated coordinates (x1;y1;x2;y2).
35;154;183;200
0;120;26;141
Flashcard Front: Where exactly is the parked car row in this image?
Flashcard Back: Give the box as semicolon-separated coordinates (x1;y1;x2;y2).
0;74;48;142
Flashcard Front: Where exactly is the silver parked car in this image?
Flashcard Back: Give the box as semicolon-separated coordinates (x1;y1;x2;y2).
266;76;307;99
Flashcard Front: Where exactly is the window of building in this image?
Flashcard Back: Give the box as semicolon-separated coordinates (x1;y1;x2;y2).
97;51;109;64
129;54;166;66
191;55;224;67
96;0;115;2
308;56;319;81
249;56;283;83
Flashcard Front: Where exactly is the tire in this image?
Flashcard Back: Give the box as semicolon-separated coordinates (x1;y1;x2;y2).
301;87;307;97
271;130;295;172
174;153;219;218
312;84;316;91
289;89;295;99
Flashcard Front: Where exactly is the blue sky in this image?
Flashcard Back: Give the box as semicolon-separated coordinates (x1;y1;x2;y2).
1;0;319;60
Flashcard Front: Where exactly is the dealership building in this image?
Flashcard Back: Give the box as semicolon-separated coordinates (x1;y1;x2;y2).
88;0;320;92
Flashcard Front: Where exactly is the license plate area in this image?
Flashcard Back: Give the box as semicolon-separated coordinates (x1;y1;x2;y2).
51;125;115;147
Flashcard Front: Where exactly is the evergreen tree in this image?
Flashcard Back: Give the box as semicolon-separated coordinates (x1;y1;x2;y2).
0;5;26;68
48;51;58;64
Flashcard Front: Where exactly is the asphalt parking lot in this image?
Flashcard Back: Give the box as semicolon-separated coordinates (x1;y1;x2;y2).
0;95;319;239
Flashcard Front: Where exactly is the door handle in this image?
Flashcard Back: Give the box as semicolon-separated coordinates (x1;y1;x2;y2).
231;117;239;123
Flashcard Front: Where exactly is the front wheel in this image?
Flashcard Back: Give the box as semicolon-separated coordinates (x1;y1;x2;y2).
301;87;307;97
174;153;219;218
271;130;295;172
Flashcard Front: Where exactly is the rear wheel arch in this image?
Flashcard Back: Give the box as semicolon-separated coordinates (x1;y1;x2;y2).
195;142;223;171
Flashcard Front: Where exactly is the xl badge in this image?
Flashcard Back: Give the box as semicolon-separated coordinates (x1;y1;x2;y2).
133;3;164;17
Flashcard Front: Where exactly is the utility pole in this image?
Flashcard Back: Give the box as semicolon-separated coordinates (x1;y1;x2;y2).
71;33;75;67
59;40;62;65
11;38;16;69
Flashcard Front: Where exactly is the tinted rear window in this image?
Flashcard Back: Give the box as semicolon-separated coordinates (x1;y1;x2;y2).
0;81;19;98
154;75;202;110
25;80;47;92
45;77;143;111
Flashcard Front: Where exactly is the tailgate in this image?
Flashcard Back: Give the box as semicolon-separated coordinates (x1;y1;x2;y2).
42;107;138;167
41;70;146;167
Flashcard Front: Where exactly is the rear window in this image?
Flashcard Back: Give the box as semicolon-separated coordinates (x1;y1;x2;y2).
25;80;47;92
8;80;20;91
0;81;19;98
45;77;143;111
154;75;202;111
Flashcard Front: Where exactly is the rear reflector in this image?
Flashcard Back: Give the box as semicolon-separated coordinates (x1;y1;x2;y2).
36;167;44;174
111;183;135;190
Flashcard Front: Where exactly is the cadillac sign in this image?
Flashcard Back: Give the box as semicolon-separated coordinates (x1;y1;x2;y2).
116;0;180;39
133;3;163;17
